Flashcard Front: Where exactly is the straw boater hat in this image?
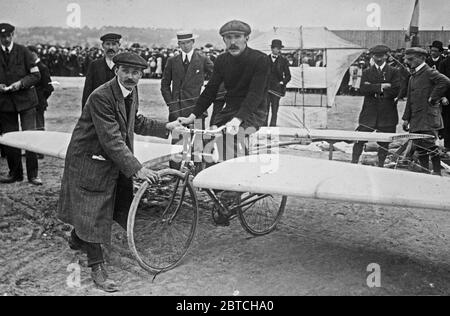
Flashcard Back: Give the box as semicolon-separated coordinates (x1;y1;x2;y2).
176;30;198;42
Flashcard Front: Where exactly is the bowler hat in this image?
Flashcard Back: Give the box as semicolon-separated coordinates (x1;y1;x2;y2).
430;40;444;52
0;23;14;36
271;39;284;49
219;20;251;37
113;52;148;69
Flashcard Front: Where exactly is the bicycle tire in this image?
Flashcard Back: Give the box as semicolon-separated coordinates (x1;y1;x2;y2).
237;193;287;236
127;169;199;273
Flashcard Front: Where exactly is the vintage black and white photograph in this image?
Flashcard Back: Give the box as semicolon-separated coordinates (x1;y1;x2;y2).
1;0;450;297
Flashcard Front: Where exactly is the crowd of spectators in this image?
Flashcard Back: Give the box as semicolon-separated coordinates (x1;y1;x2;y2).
31;43;450;97
31;43;224;79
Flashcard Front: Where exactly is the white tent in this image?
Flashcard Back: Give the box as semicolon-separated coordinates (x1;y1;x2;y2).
249;27;365;128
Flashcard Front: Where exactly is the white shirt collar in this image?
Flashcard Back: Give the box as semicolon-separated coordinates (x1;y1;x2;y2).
182;49;194;62
117;79;133;98
375;62;386;71
1;42;13;53
105;57;115;70
415;62;426;73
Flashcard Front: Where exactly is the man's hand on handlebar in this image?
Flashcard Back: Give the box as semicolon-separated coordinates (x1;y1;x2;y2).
178;114;196;126
135;167;160;184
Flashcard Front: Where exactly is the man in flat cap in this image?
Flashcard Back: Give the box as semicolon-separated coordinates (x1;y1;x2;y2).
81;33;122;108
177;20;270;224
426;40;445;70
266;39;291;126
161;30;213;169
402;47;450;175
57;52;182;292
0;23;43;185
352;45;401;168
178;19;269;148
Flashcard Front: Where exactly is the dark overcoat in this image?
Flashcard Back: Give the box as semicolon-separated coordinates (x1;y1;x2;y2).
402;64;450;133
0;43;40;113
160;50;213;121
58;78;168;244
81;58;116;108
267;55;291;97
358;64;401;128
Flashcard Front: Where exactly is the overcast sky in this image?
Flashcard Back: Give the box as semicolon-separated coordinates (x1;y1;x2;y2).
1;0;449;30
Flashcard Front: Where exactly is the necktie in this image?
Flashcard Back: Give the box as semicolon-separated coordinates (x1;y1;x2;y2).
4;49;10;64
124;93;133;119
183;55;190;73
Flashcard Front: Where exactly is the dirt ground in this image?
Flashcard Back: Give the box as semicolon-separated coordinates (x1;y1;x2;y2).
1;78;450;296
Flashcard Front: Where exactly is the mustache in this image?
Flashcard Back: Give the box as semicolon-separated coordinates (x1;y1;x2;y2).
124;79;137;84
228;45;239;50
106;49;116;54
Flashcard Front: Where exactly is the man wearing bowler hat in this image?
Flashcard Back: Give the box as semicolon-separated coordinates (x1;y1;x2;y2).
0;23;42;185
402;47;450;175
426;40;445;70
352;45;401;168
82;33;122;108
266;39;291;126
58;52;182;292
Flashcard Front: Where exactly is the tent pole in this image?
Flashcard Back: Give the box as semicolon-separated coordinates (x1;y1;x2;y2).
300;26;306;128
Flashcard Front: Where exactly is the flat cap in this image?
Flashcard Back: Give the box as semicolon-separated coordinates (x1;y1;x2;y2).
0;23;15;36
100;33;122;42
405;47;428;56
113;52;148;69
369;45;390;55
219;20;251;36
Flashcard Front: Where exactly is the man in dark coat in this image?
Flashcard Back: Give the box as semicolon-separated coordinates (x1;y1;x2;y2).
402;47;450;175
352;45;401;167
161;31;213;123
426;40;445;70
161;31;213;169
57;52;182;292
0;23;42;185
177;20;270;225
27;46;54;132
81;33;121;109
266;39;291;126
178;20;270;152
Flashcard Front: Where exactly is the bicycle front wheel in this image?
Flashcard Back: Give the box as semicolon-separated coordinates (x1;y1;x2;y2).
127;169;199;273
237;193;287;236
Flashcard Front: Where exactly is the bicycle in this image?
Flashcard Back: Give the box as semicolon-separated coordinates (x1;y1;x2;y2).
127;126;287;274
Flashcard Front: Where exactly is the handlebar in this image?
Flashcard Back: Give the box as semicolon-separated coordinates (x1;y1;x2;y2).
180;126;227;136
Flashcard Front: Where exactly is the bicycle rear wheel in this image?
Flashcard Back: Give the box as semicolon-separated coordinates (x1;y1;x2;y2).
237;193;287;236
127;169;199;273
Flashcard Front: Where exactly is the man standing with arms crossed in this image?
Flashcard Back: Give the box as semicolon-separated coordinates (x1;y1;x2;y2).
351;45;401;168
